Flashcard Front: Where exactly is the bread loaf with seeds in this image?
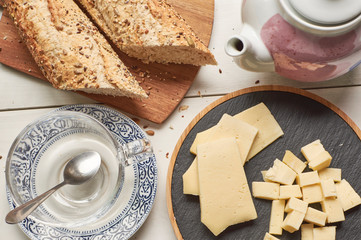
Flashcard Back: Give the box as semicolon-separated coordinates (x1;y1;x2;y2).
77;0;217;65
5;0;147;98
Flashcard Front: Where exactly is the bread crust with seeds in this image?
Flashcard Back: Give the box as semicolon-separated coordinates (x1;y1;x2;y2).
77;0;217;65
5;0;147;98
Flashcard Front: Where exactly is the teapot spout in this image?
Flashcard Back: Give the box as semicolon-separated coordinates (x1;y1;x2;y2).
225;35;274;72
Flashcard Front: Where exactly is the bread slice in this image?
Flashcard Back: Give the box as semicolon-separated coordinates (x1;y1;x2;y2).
77;0;217;65
5;0;147;98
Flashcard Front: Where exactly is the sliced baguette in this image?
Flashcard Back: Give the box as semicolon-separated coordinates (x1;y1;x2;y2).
5;0;147;98
77;0;217;65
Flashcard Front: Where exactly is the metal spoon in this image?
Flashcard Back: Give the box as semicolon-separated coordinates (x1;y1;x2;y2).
5;151;101;224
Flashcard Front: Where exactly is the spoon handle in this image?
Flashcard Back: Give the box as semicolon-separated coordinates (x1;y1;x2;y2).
5;181;67;224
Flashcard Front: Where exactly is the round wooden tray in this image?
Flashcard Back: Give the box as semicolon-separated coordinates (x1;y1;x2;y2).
166;85;361;239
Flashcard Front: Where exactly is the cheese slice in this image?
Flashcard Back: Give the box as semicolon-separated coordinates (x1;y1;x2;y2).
207;114;258;164
184;103;283;196
184;114;258;195
234;103;284;161
182;157;199;195
190;126;217;155
190;114;258;163
197;138;257;236
269;200;285;235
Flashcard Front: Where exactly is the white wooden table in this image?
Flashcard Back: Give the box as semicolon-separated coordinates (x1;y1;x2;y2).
1;1;361;239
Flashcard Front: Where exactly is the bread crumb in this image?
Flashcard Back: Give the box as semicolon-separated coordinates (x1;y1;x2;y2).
197;91;203;98
132;118;140;124
178;105;189;111
255;80;260;84
143;125;148;129
219;69;222;74
0;155;2;160
146;130;154;136
169;125;174;130
166;152;169;158
3;36;7;40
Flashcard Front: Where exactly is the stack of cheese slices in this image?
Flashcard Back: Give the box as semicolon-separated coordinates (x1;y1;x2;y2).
183;102;284;236
5;0;216;98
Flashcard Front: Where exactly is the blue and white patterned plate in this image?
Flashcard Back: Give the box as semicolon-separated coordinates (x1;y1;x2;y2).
6;104;158;240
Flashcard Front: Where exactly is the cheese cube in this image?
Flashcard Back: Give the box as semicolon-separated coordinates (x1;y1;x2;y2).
190;126;217;155
265;159;297;185
321;198;345;223
234;102;284;161
285;197;308;213
301;140;325;162
313;226;336;240
264;232;280;240
304;207;327;226
261;171;272;182
269;200;285;235
183;157;199;195
252;182;280;200
282;150;307;173
318;168;341;182
301;224;314;240
308;151;332;171
320;179;337;198
302;184;323;203
279;185;302;199
197;138;257;236
335;179;361;211
282;210;305;233
298;171;320;187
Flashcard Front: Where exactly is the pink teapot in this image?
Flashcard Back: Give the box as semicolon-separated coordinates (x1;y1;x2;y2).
225;0;361;82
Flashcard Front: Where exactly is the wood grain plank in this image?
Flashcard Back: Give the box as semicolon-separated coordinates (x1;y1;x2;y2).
0;0;214;123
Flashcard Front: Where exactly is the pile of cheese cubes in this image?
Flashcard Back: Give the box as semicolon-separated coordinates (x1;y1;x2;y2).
252;140;361;240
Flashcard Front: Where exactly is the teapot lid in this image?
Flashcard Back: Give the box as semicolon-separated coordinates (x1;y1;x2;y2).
289;0;361;25
280;0;361;36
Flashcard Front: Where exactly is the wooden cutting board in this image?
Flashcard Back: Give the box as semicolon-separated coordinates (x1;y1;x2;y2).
0;0;214;124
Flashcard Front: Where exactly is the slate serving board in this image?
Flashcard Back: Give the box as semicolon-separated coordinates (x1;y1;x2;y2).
166;85;361;240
